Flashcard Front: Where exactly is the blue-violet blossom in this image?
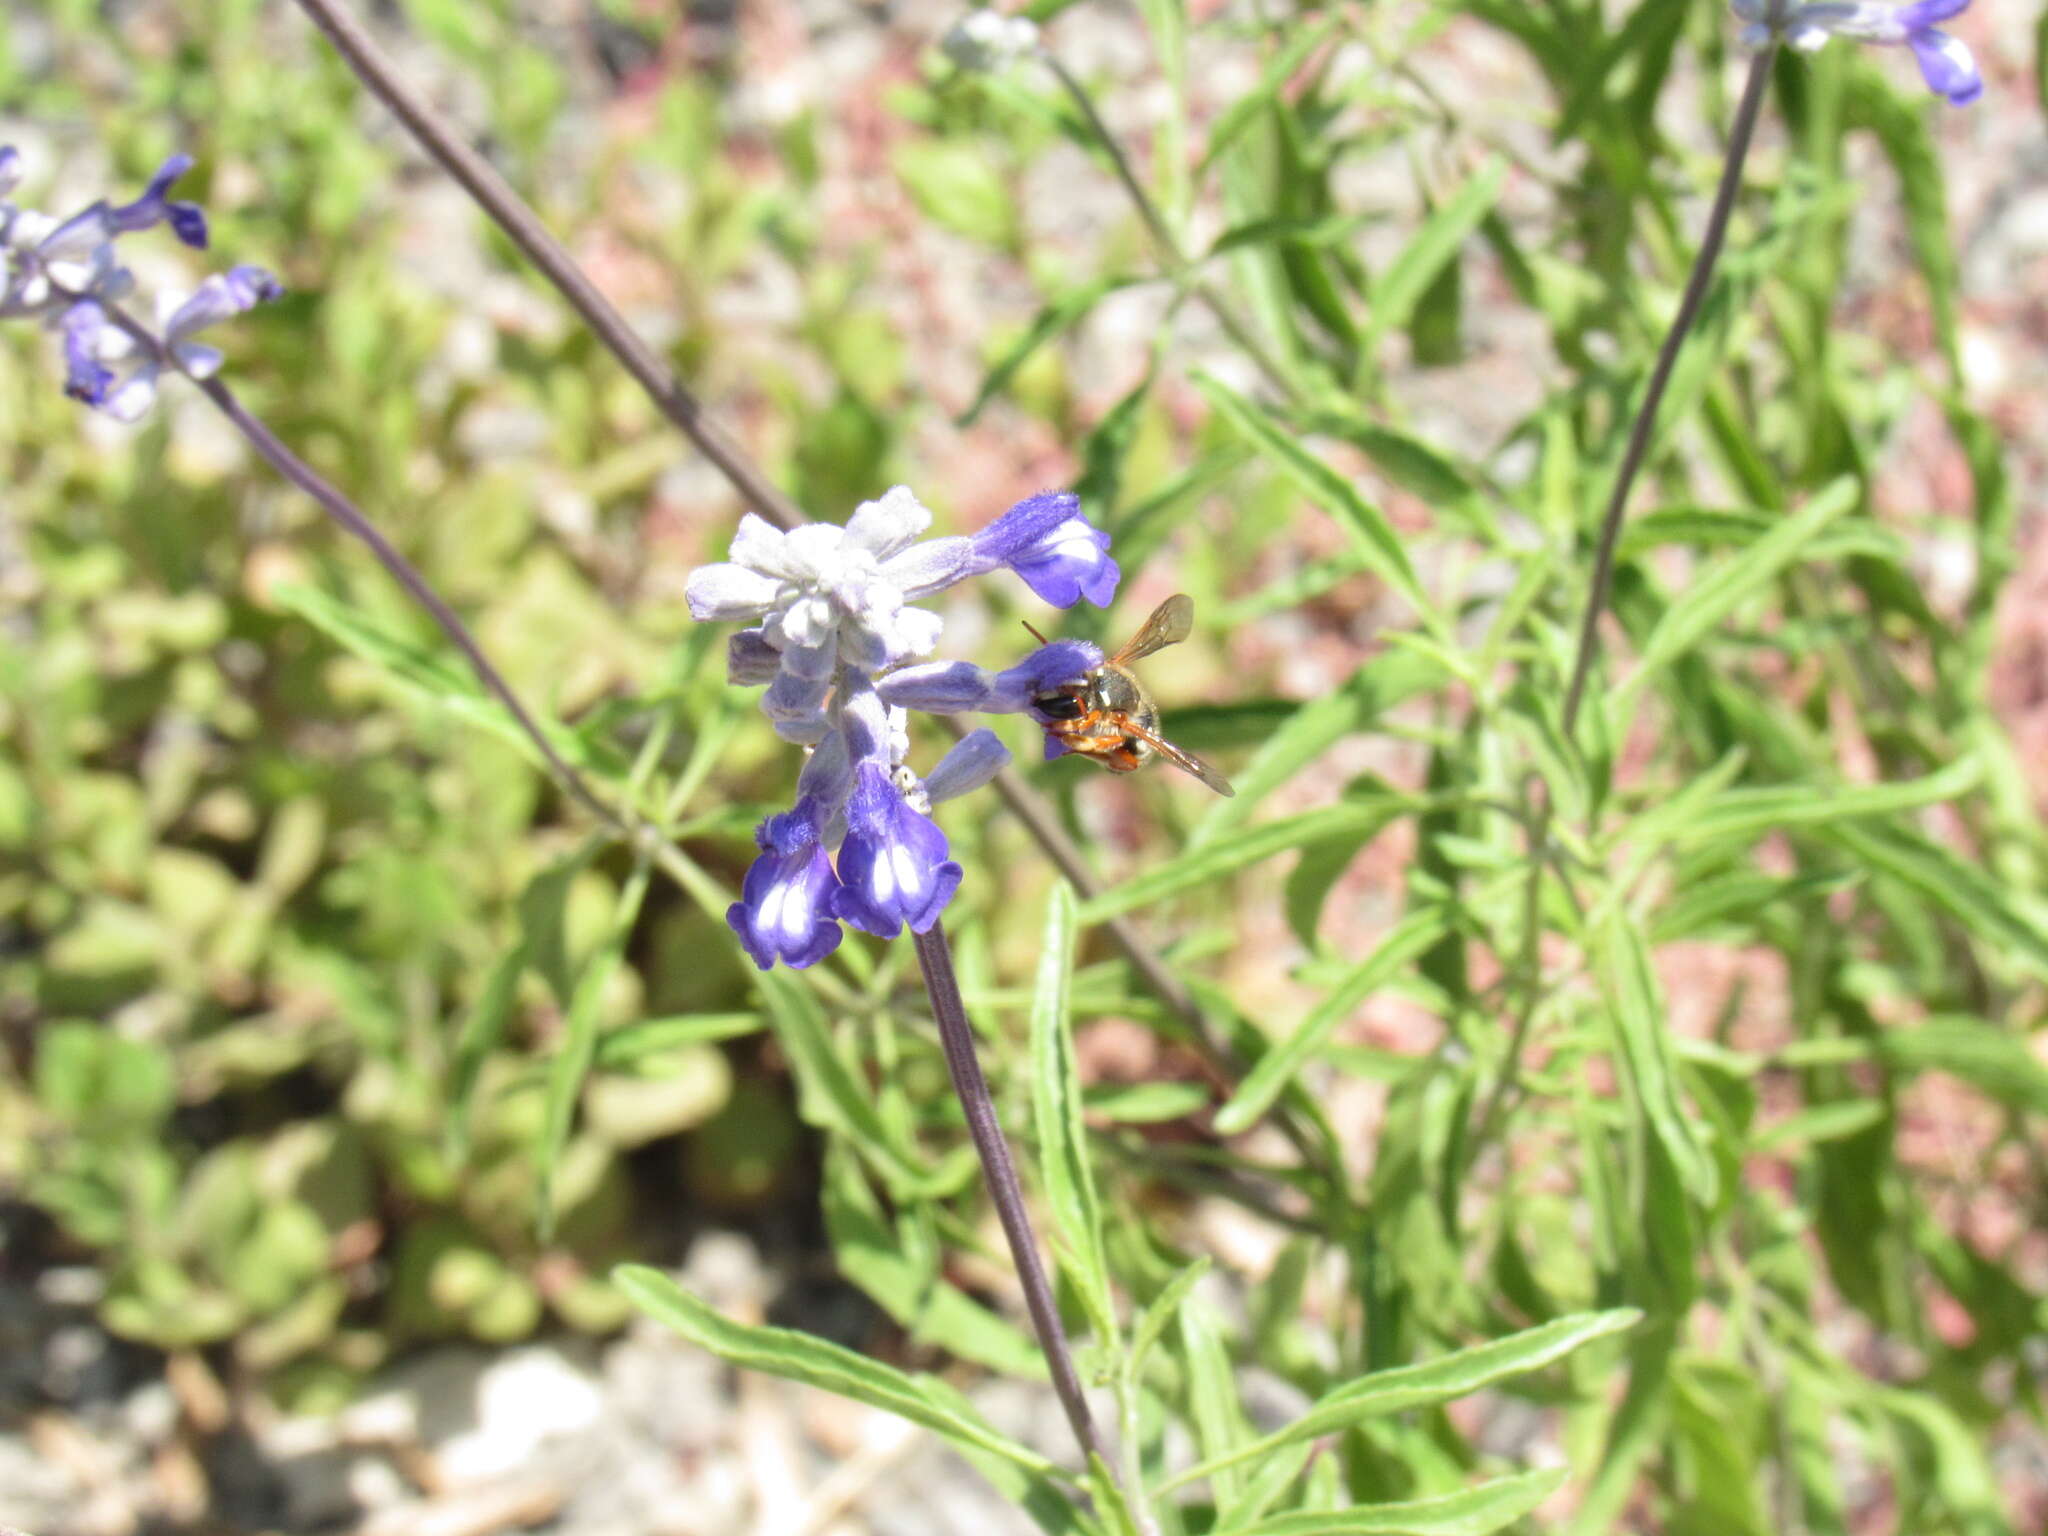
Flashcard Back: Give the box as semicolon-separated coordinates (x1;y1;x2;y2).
1733;1;1982;105
690;487;1118;968
2;147;283;419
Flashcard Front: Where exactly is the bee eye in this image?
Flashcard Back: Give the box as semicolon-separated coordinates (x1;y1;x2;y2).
1033;690;1083;721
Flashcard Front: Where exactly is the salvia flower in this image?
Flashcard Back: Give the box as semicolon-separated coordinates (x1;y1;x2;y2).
1;147;282;418
1733;0;1982;105
691;489;1115;968
942;9;1041;73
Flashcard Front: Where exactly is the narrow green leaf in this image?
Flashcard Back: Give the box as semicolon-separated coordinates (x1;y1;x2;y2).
1168;1310;1639;1488
1029;883;1111;1320
275;584;626;777
1226;1469;1568;1536
1878;1017;2048;1116
1822;821;2048;980
1193;650;1445;846
614;1266;1059;1475
1216;905;1454;1135
1193;373;1430;620
1129;1257;1211;1375
593;1012;762;1068
820;1148;1043;1377
1596;916;1718;1206
1181;1296;1255;1504
537;863;650;1236
1197;18;1342;175
1078;798;1408;924
1668;756;1981;848
445;940;528;1165
758;969;936;1195
1616;477;1858;711
1365;159;1507;347
960;275;1142;427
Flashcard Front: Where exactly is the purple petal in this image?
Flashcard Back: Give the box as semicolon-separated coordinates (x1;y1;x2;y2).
108;154;208;248
924;729;1012;803
1897;0;1970;26
876;639;1101;715
727;808;844;970
1043;734;1069;761
1909;28;1982;104
829;765;961;937
0;146;21;197
163;265;283;345
728;628;781;684
59;302;114;406
1008;515;1121;609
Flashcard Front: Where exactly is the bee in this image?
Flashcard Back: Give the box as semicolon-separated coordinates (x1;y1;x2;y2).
1025;593;1235;797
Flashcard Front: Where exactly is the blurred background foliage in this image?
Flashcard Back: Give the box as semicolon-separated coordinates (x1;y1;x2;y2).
2;0;2044;1531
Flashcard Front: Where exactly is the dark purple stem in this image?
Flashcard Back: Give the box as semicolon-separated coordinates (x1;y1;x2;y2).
912;920;1104;1468
287;0;1335;1167
1474;45;1777;1159
289;0;805;534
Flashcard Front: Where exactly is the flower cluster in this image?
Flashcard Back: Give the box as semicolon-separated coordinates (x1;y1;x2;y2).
941;9;1041;74
1;147;283;420
1733;1;1982;105
689;488;1118;969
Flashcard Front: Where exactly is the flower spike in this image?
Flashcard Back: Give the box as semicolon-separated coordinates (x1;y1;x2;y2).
1733;0;1983;104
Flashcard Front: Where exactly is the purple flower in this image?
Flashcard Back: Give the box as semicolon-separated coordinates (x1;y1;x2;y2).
1734;1;1982;105
727;803;845;970
59;302;114;405
830;763;962;938
991;493;1121;608
107;154;208;248
876;639;1102;715
3;148;278;418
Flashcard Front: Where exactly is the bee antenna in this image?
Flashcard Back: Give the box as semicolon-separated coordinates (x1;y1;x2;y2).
1021;618;1051;646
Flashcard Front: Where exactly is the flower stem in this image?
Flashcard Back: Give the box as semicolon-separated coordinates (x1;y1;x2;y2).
292;0;1327;1158
911;920;1105;1469
1558;47;1775;734
1476;45;1776;1156
288;0;805;533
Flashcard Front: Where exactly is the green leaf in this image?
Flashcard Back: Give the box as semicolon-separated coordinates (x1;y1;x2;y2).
614;1266;1059;1475
1664;755;1981;849
1596;915;1718;1206
1365;159;1506;348
1168;1310;1639;1488
1877;1017;2048;1116
757;969;938;1196
274;584;626;778
1078;798;1409;924
1822;821;2048;980
1193;373;1431;621
445;940;528;1165
537;863;650;1237
1029;882;1112;1321
1614;478;1858;713
819;1148;1043;1378
1225;1469;1568;1536
1129;1257;1210;1375
960;275;1143;427
890;140;1019;246
1216;904;1455;1135
1193;650;1445;845
593;1012;762;1068
1197;18;1343;175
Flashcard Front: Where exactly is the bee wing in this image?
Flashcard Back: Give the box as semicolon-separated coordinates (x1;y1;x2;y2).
1113;593;1196;666
1123;718;1235;797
